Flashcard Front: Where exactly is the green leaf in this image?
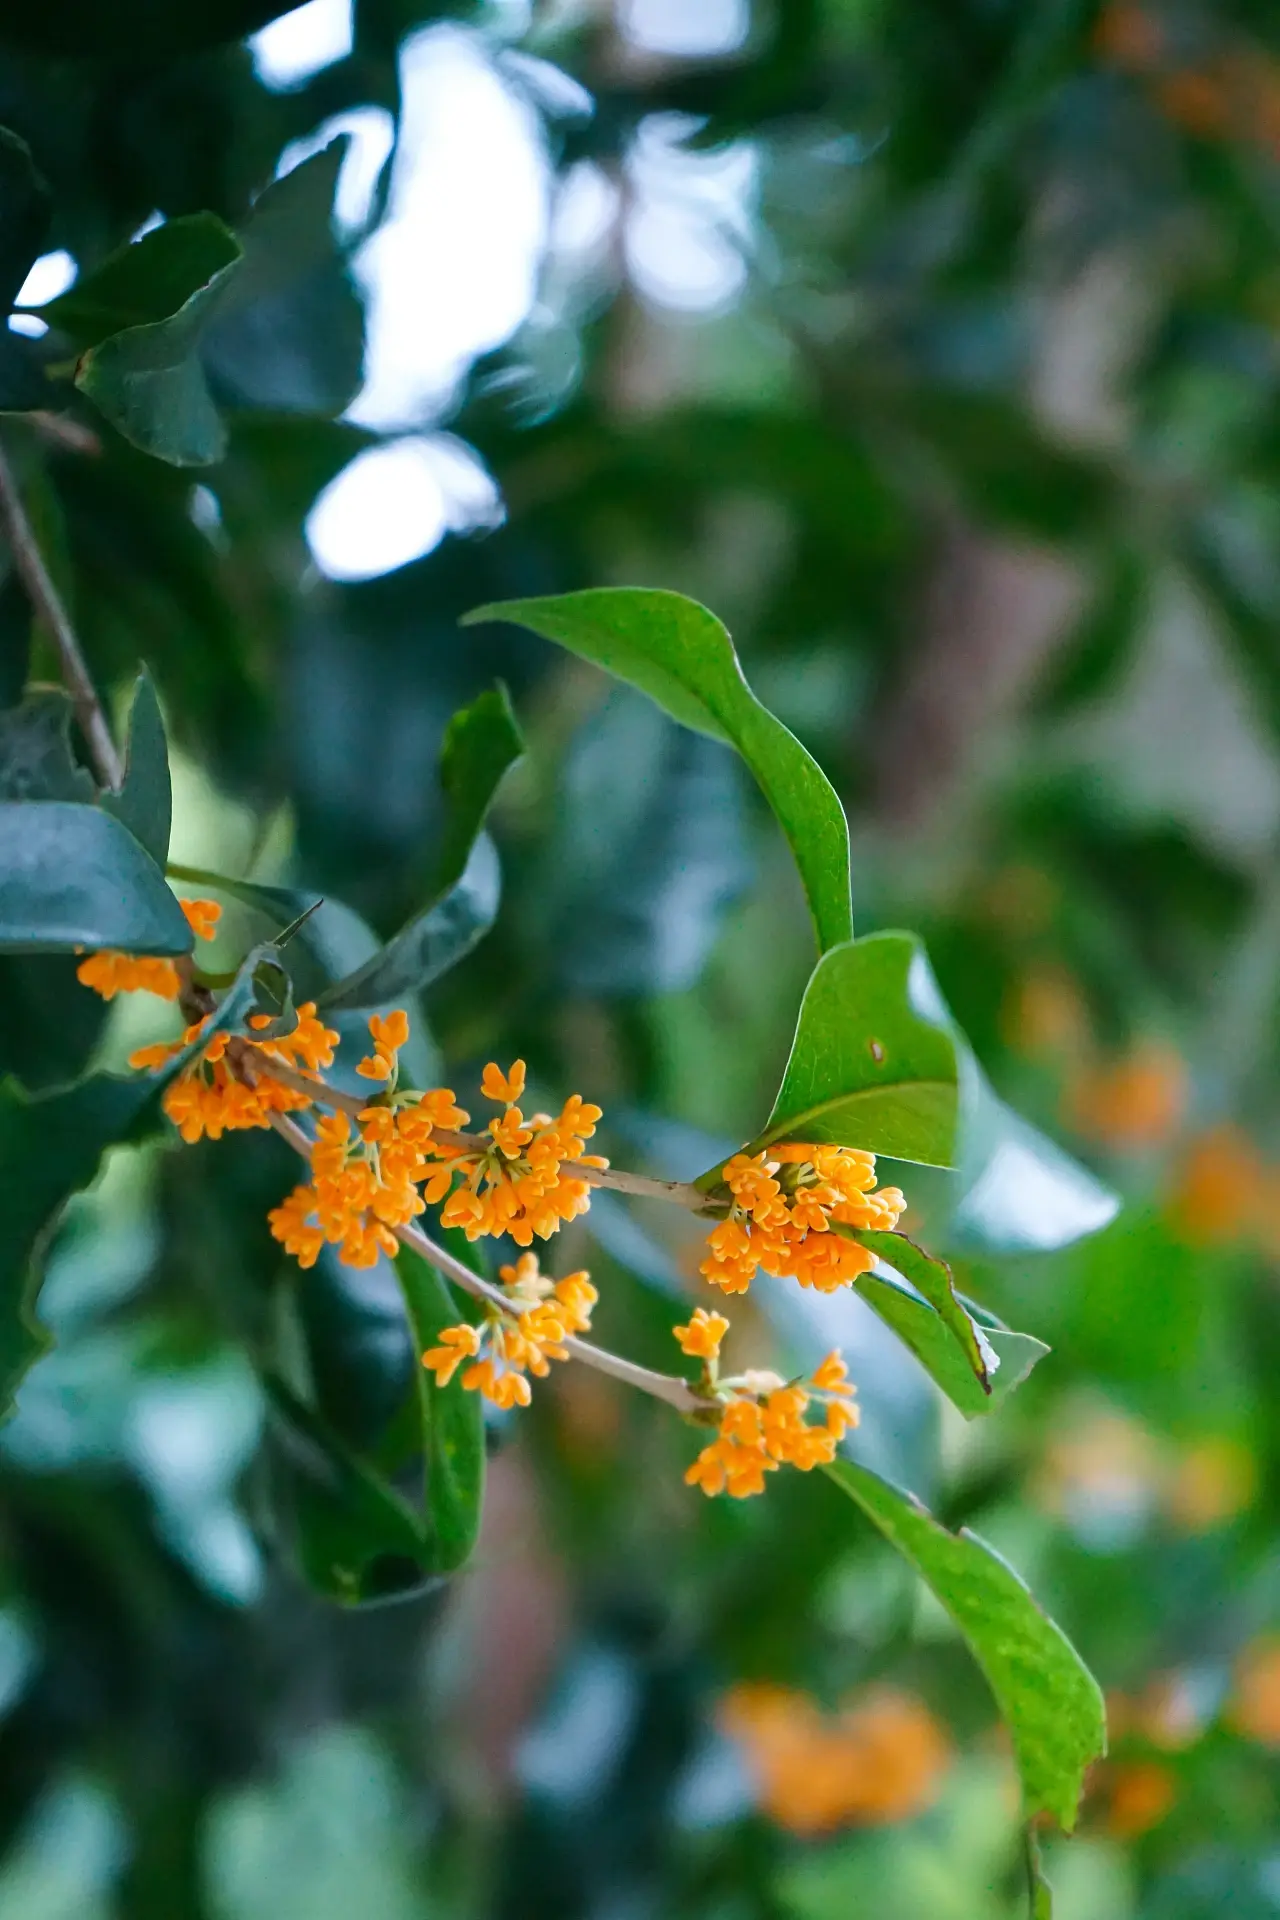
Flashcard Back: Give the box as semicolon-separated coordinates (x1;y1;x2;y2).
202;143;365;418
824;1457;1105;1830
0;690;95;801
100;671;171;867
262;1375;434;1607
0;126;50;312
41;213;241;347
710;933;960;1176
852;1228;989;1394
949;1066;1119;1255
395;1242;485;1572
73;237;243;467
0;948;267;1413
433;684;523;896
0;802;193;954
316;686;523;1015
462;588;853;955
855;1267;1048;1418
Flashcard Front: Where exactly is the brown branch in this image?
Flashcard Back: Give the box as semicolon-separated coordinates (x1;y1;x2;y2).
265;1109;712;1416
0;435;123;791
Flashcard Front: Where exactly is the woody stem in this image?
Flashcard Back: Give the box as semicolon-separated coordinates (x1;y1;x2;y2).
0;437;124;791
252;1054;714;1212
265;1110;712;1416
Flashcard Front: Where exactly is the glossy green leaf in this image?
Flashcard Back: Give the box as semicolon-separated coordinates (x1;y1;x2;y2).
0;690;95;802
0;802;192;954
463;588;853;954
317;686;522;1014
262;1375;434;1607
0;948;267;1413
825;1457;1105;1829
41;213;241;347
709;933;959;1177
74;243;242;467
433;684;523;896
202;143;364;418
853;1228;989;1392
855;1268;1048;1418
395;1242;485;1572
101;671;171;867
0;0;297;55
949;1065;1119;1255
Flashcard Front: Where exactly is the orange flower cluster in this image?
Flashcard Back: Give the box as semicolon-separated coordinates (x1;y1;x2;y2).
422;1251;597;1409
700;1144;905;1295
682;1344;859;1499
431;1058;607;1246
719;1682;950;1836
76;896;222;1001
131;1001;341;1145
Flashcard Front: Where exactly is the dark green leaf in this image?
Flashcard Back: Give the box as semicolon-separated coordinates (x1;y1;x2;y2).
0;948;266;1413
0;1;298;59
0;126;50;312
202;143;365;418
852;1228;989;1394
41;213;241;348
0;333;52;415
463;588;853;954
101;671;171;867
825;1457;1106;1829
0;689;95;801
855;1267;1048;1418
0;955;108;1092
711;933;960;1176
433;684;523;896
74;251;242;467
0;570;30;702
395;1242;485;1572
262;1374;434;1608
0;801;192;953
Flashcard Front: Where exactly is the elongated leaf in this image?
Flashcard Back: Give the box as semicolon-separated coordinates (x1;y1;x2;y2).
825;1457;1105;1829
202;143;364;418
707;933;959;1177
853;1228;989;1391
395;1242;485;1571
75;254;242;467
855;1268;1048;1418
0;948;267;1412
0;690;95;801
263;1375;434;1607
463;588;853;954
0;802;192;953
101;671;171;866
319;837;501;1015
949;1065;1119;1255
433;684;523;896
41;213;240;347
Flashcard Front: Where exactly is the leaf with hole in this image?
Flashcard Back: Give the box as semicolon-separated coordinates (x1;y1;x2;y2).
825;1456;1105;1829
463;588;852;955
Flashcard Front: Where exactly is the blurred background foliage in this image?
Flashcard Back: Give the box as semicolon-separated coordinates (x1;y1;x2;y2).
2;0;1280;1914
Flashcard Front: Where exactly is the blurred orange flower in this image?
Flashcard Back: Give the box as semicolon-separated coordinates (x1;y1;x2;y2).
1066;1041;1186;1152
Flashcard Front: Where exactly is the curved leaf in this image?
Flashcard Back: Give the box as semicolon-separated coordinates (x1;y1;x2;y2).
395;1242;485;1572
825;1457;1105;1829
0;802;192;954
463;588;853;955
42;213;240;347
853;1228;989;1392
709;932;960;1177
433;683;523;896
102;671;171;867
949;1064;1120;1255
855;1268;1048;1418
0;946;269;1413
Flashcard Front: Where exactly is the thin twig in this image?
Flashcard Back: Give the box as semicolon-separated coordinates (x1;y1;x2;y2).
265;1109;712;1416
251;1052;714;1212
0;436;123;790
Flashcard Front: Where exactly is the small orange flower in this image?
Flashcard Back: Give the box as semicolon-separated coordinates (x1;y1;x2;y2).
673;1307;729;1360
77;897;222;1003
357;1008;410;1082
685;1352;859;1500
482;1058;526;1104
422;1252;597;1407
